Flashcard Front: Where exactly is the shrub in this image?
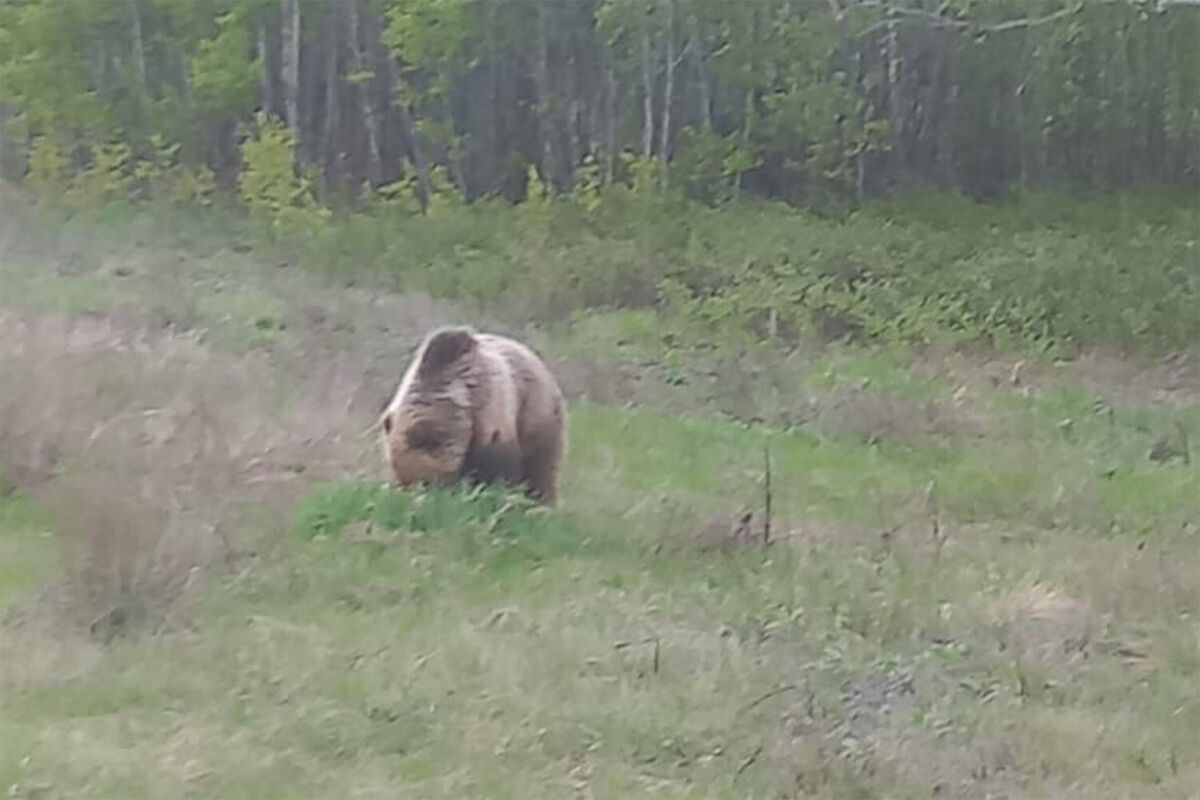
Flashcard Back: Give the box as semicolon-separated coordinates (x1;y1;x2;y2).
237;113;330;252
653;193;1199;352
16;126;1198;354
25;134;69;204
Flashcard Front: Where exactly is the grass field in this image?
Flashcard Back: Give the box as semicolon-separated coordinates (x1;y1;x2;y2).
1;186;1197;799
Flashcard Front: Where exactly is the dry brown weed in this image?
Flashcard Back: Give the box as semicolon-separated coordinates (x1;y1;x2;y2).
0;310;379;637
811;382;983;446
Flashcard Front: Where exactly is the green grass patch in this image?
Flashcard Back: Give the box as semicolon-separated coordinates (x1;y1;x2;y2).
0;485;58;610
6;460;1196;798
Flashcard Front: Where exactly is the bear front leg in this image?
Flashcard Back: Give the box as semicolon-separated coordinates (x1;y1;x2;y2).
519;431;563;506
461;436;525;492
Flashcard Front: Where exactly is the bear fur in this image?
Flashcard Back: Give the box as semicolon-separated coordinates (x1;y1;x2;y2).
380;326;567;505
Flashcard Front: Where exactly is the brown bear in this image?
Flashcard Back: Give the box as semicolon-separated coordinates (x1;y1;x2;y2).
380;326;567;505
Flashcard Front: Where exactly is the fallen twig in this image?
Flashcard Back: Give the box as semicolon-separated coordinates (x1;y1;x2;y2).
735;745;764;779
762;442;773;546
740;683;800;715
614;636;661;674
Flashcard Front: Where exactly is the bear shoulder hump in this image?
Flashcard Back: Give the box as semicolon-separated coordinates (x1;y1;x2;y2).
418;327;478;378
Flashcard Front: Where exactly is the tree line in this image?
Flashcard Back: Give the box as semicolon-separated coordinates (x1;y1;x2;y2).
1;0;1197;211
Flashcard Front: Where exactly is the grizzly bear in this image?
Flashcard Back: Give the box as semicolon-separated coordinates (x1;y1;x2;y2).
380;326;567;505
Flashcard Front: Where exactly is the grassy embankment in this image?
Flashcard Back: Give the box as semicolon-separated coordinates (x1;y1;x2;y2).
1;185;1197;798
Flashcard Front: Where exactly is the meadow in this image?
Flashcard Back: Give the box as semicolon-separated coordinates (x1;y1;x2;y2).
1;183;1197;799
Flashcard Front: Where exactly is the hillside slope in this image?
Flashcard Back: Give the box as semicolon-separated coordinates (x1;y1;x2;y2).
1;191;1197;798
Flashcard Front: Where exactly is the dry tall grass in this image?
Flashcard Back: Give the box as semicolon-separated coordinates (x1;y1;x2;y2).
0;310;379;636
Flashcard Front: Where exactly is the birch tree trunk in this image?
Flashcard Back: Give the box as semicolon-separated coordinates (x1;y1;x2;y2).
641;28;654;160
604;59;618;184
534;1;555;192
129;0;148;101
280;0;302;160
345;0;383;187
688;13;711;130
658;0;675;178
321;0;342;189
257;21;275;119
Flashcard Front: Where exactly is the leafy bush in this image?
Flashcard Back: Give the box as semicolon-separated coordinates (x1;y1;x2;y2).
670;127;760;207
652;194;1199;352
17;124;1197;354
25;133;214;211
25;134;69;204
134;135;215;207
64;141;135;209
287;183;1197;352
237;113;330;252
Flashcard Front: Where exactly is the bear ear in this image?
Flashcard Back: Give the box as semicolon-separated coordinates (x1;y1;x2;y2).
418;327;476;378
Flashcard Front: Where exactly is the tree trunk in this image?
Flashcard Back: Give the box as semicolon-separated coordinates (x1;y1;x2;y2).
561;2;584;187
280;0;302;160
854;30;868;201
883;18;899;182
321;0;342;192
484;0;500;194
257;20;275;118
658;0;675;180
688;13;711;130
401;102;431;212
129;0;148;101
445;95;468;197
641;28;654;160
927;27;953;186
1016;78;1027;190
534;1;554;193
733;6;757;199
345;0;383;188
735;88;753;199
384;57;430;213
604;58;618;184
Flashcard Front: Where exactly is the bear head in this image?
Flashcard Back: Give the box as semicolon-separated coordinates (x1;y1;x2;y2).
380;327;478;488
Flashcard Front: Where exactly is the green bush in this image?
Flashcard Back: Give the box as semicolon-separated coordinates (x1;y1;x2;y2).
25;132;215;212
294;184;1197;352
25;134;70;204
669;127;759;206
237;113;330;253
652;193;1199;352
20;131;1196;354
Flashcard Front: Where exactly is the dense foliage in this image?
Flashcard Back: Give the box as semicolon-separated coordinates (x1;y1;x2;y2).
2;0;1198;207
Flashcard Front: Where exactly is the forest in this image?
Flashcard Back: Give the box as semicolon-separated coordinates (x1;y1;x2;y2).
2;0;1198;209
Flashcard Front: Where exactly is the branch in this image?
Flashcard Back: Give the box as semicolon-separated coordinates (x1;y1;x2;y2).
848;1;1081;39
735;746;764;779
671;38;692;71
762;442;772;546
986;5;1081;32
740;683;800;715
